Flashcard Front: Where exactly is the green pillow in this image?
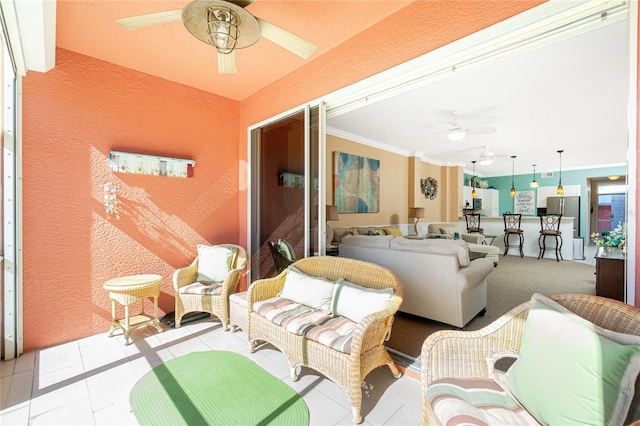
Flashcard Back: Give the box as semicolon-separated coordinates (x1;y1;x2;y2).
506;293;640;425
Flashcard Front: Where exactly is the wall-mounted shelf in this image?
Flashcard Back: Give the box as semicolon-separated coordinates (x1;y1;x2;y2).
278;172;318;189
110;151;195;178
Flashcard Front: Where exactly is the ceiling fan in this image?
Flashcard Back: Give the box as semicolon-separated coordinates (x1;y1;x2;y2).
477;146;510;165
431;111;497;142
116;0;317;74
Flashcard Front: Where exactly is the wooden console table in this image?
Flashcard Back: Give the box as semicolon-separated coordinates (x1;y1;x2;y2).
595;247;625;302
103;274;163;344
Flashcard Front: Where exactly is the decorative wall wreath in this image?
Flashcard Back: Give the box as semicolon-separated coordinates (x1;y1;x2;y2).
420;177;438;200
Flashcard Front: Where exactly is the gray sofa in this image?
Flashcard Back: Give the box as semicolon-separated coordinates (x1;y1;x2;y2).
339;235;494;328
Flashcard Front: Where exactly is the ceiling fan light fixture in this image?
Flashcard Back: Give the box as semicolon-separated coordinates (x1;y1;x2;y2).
479;159;493;166
446;128;466;141
206;7;239;54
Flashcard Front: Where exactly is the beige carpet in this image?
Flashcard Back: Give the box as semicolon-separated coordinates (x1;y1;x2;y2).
385;255;597;359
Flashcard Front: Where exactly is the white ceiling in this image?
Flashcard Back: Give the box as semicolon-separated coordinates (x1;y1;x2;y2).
326;19;629;178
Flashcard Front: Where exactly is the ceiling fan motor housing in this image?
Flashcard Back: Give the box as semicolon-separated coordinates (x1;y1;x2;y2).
183;0;261;51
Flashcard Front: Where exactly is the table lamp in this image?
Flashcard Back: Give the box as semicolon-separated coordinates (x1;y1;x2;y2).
409;207;425;236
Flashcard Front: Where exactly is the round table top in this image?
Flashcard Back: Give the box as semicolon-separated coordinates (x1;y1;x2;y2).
103;274;162;291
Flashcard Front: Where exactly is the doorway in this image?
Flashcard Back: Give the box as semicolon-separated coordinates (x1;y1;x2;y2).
589;176;627;246
248;106;322;282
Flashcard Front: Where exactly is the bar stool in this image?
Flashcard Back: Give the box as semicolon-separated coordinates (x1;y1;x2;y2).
538;214;563;261
465;213;484;235
503;213;524;257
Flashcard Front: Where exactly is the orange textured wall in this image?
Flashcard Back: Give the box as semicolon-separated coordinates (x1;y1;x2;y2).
237;0;545;250
22;48;240;351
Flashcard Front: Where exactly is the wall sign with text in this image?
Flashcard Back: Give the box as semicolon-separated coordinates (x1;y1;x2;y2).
514;190;535;215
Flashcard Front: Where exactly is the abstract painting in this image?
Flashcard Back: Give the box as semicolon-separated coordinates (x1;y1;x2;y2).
334;151;380;213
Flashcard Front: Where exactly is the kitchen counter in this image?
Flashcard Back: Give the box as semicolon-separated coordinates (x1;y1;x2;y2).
457;216;575;259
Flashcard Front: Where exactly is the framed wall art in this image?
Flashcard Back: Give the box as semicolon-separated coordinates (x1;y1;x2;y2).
333;151;380;213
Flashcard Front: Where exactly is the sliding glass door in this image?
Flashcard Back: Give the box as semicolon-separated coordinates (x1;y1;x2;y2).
249;105;324;282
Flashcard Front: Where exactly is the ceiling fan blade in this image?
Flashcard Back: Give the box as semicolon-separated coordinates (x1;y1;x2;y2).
218;51;237;74
116;10;182;30
467;126;497;135
429;121;458;131
227;0;257;7
256;18;317;59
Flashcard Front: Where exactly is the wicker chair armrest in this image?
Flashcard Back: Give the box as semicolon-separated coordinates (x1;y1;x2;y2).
247;272;286;312
218;267;245;297
421;302;529;386
173;257;199;290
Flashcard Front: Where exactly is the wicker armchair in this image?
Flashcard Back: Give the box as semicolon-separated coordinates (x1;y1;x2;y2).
173;244;247;330
421;293;640;425
247;256;404;424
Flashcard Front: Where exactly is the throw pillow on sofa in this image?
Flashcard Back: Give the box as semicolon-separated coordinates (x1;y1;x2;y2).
439;226;463;239
279;266;335;313
195;244;237;283
505;293;640;425
331;278;393;323
384;228;403;236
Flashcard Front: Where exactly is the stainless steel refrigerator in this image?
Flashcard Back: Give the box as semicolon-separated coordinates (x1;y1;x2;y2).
546;196;580;238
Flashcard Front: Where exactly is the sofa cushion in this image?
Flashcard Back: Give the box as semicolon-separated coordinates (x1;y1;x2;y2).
427;378;539;425
279;266;335;313
356;226;376;235
339;234;394;249
390;237;470;267
331;278;393;323
332;227;357;243
253;296;333;335
506;293;640;425
179;282;223;295
305;317;357;354
196;245;237;283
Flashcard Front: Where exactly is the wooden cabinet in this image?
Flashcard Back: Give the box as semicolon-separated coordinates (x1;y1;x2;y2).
595;247;625;302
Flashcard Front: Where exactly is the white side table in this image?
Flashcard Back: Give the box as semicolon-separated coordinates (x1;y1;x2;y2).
103;274;163;345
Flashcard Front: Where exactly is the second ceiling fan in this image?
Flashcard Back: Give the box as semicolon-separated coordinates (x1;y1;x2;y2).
116;0;317;74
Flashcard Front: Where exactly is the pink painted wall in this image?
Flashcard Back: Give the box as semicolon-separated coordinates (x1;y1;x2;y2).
22;48;240;351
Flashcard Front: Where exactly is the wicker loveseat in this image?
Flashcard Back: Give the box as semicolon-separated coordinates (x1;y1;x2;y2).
247;256;404;424
421;293;640;425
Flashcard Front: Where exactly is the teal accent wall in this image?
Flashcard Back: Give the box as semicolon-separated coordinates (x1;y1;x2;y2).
485;165;626;237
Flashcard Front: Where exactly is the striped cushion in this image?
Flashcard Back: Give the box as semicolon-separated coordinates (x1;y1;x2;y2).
427;378;540;425
253;297;332;335
253;297;356;353
179;282;223;295
305;317;356;354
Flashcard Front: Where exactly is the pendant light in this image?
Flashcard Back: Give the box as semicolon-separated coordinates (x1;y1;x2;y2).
471;160;477;198
510;155;516;197
530;164;539;188
557;149;564;195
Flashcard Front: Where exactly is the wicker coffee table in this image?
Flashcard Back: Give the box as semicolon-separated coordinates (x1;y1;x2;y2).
103;274;163;345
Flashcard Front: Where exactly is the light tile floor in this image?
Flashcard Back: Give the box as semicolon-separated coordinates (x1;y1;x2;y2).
1;318;422;426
